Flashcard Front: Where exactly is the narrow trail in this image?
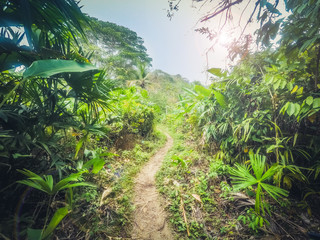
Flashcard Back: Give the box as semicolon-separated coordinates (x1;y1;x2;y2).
131;133;174;240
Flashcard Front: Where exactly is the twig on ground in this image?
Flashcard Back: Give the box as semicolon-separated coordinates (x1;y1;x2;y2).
180;193;190;236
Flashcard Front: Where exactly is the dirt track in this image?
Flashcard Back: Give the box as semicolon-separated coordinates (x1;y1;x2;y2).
131;133;174;240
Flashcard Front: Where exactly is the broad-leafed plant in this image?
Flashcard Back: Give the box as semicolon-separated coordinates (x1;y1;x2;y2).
17;169;95;196
230;152;289;215
17;169;96;239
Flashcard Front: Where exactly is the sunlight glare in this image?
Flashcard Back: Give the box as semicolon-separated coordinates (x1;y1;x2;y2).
216;30;234;47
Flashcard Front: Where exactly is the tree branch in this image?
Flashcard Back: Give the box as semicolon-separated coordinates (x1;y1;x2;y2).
239;0;260;38
200;0;243;22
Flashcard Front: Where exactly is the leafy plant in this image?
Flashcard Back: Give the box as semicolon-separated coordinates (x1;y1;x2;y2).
17;169;96;239
238;209;267;232
17;169;95;195
230;152;289;215
16;169;96;239
27;207;69;240
171;155;188;168
80;148;114;174
23;60;98;79
273;153;308;189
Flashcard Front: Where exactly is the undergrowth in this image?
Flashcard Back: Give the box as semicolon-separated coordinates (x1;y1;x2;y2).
156;125;249;239
54;129;166;239
157;118;320;239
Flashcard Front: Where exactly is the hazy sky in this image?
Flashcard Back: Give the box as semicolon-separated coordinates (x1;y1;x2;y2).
80;0;259;83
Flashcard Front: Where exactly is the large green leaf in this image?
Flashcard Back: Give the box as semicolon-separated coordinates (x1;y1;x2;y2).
58;182;96;190
53;171;86;192
293;103;300;117
306;96;313;106
212;89;227;108
287;102;295;116
207;68;227;78
313;98;320;109
83;157;105;174
42;207;69;239
17;169;53;194
23;60;98;78
194;85;211;97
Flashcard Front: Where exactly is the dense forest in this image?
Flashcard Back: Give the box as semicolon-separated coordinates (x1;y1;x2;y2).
0;0;320;239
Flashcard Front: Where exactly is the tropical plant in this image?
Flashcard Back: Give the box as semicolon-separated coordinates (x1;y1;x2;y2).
0;0;89;71
17;169;95;196
229;152;289;215
105;86;156;140
81;16;152;82
27;207;69;240
17;168;96;239
238;209;266;232
0;0;160;238
273;152;308;189
171;155;188;168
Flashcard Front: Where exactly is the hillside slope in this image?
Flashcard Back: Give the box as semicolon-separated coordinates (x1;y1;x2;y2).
144;70;192;113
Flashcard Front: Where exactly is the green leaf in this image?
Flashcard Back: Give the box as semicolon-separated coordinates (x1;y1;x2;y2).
287;102;295;116
212;89;227;108
42;207;69;239
83;157;105;174
287;82;293;91
230;153;288;215
274;80;281;90
59;182;96;190
171;155;187;168
313;98;320;108
300;37;318;52
250;153;266;180
54;171;85;192
260;182;288;202
207;68;226;78
74;135;87;159
261;165;278;181
194;85;211;97
17;169;42;179
259;217;264;227
45;175;54;192
293;133;298;146
27;228;42;240
306;96;313;105
12;153;32;159
230;163;257;190
23;60;98;78
280;80;287;89
294;103;300;117
17;169;53;194
280;102;289;114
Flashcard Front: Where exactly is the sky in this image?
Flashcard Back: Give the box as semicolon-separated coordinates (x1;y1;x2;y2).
80;0;260;83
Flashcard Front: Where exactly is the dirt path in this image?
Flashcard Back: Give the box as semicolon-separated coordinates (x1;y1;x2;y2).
131;133;174;240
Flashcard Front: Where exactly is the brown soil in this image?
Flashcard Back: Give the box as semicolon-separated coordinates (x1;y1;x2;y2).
131;133;174;240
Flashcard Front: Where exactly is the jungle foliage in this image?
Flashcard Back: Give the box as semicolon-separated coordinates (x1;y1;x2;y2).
162;0;320;238
0;1;160;239
1;0;320;239
81;16;152;83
